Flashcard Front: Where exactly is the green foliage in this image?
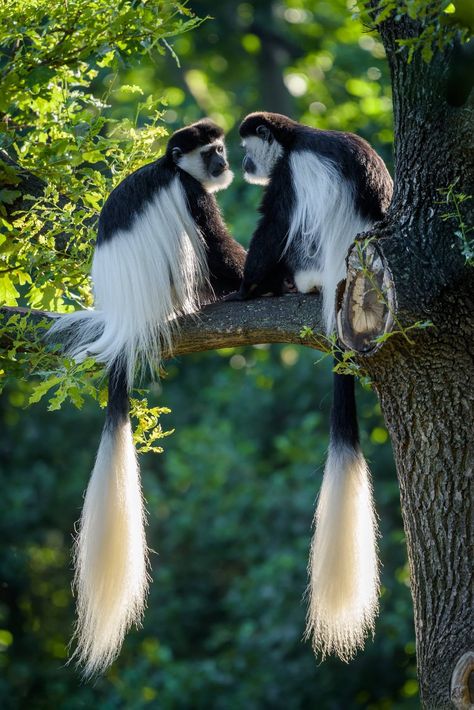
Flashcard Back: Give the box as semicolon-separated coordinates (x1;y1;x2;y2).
0;0;202;409
358;0;472;63
157;0;393;146
131;396;174;453
299;327;365;378
373;319;433;345
1;347;417;708
438;179;474;265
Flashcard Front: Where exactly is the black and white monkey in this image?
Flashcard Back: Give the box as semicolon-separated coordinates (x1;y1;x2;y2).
49;119;246;676
235;112;393;662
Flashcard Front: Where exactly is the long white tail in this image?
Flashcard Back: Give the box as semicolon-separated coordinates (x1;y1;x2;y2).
45;177;212;675
305;370;380;662
71;367;149;677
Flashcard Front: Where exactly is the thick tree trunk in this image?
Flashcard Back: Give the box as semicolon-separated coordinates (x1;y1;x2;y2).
338;11;474;708
366;291;474;709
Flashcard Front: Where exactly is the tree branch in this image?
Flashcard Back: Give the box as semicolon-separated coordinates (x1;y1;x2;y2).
0;293;327;358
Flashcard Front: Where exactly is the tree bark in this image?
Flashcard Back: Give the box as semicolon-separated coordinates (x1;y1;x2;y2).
361;295;474;710
0;293;326;358
337;11;474;709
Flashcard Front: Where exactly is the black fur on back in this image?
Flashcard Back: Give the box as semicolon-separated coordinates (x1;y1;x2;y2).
239;111;393;222
97;119;226;244
302;130;392;222
97;156;174;243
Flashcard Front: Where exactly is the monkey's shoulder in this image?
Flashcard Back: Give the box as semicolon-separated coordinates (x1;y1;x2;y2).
292;129;393;219
97;156;179;244
292;128;383;171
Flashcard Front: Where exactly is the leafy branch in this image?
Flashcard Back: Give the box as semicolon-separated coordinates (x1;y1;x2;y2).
130;397;174;454
358;0;473;62
299;326;365;378
438;179;474;266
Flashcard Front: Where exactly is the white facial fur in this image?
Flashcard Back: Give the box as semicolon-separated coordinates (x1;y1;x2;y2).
242;135;284;185
176;140;234;193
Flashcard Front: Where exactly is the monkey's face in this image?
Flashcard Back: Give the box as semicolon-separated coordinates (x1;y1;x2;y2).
172;139;234;193
241;126;283;185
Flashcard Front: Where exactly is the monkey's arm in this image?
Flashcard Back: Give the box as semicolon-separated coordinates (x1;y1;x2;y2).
235;216;288;299
236;167;294;299
205;222;247;297
181;174;247;296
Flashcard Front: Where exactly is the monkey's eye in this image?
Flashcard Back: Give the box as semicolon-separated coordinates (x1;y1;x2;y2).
172;147;182;162
216;144;224;154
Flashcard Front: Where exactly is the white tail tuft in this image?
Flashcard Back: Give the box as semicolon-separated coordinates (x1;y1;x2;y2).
305;444;380;662
71;420;149;677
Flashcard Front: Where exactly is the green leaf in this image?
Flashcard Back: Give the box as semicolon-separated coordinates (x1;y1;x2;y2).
421;43;434;63
0;189;21;205
29;376;62;405
0;274;20;306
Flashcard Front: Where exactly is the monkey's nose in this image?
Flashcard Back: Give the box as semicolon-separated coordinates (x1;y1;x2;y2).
242;155;255;173
211;157;227;176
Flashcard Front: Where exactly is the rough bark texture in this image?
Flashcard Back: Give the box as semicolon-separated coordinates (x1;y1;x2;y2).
0;293;326;358
337;11;474;709
361;288;474;710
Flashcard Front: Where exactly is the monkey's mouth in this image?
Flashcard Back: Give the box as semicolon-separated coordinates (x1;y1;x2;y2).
242;155;256;173
206;167;234;192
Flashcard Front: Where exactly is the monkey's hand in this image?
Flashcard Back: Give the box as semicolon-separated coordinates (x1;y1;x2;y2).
222;290;247;302
283;277;297;294
222;281;262;301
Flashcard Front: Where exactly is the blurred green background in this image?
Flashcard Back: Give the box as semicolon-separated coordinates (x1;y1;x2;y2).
0;1;418;708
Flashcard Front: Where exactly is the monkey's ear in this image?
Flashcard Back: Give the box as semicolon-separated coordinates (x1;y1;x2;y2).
172;147;183;163
256;124;273;144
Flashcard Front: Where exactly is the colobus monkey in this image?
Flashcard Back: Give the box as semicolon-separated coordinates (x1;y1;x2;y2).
236;112;393;662
49;119;246;676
